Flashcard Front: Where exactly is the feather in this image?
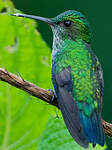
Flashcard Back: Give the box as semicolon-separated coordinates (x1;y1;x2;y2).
53;67;105;147
80;111;104;146
54;68;89;148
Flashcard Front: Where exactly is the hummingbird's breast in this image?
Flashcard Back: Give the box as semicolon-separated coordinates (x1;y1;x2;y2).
52;40;102;116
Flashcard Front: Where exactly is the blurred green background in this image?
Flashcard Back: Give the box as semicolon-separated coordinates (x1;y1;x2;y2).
12;0;112;149
0;0;111;149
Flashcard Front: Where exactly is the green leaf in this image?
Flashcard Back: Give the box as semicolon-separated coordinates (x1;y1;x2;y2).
38;117;107;150
0;0;55;150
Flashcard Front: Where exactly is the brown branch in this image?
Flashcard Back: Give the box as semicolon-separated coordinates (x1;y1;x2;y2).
0;68;58;107
102;119;112;137
0;68;111;137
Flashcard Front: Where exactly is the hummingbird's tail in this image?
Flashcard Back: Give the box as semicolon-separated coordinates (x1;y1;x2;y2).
80;112;105;147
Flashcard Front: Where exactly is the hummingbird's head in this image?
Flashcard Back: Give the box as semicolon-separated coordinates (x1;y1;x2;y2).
11;10;91;43
50;10;91;43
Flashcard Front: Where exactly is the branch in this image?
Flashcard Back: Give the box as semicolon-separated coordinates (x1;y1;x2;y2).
0;68;111;137
0;68;58;107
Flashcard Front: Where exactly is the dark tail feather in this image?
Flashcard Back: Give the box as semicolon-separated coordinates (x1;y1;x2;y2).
80;112;105;146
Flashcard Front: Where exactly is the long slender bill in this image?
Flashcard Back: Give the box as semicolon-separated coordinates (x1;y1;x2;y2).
11;13;54;25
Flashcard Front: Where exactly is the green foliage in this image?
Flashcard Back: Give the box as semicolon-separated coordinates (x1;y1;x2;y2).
38;117;106;150
0;0;54;149
0;0;107;150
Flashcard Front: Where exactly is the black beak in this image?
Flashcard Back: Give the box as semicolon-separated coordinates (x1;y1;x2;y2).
11;13;54;25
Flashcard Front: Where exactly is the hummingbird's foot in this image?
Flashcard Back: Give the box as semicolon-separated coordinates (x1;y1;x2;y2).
48;89;59;108
48;89;57;102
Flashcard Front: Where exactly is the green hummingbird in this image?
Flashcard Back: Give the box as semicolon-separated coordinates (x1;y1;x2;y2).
12;10;105;148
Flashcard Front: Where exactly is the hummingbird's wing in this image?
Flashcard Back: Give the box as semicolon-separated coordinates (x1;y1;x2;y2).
53;67;89;148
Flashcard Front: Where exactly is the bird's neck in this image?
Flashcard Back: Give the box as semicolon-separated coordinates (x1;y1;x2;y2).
51;37;90;65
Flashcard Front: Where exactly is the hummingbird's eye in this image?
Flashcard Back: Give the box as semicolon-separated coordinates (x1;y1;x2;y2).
64;20;71;27
79;16;85;20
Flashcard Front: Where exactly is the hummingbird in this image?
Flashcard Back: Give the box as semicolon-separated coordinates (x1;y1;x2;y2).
12;10;105;148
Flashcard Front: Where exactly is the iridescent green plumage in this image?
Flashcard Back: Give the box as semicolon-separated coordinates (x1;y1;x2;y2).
54;39;101;117
12;10;105;148
51;10;91;43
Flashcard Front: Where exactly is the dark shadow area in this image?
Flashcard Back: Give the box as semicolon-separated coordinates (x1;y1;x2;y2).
1;7;7;13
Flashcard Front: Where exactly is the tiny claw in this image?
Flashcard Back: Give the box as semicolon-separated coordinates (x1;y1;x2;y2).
48;89;54;92
48;89;59;108
48;89;56;102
